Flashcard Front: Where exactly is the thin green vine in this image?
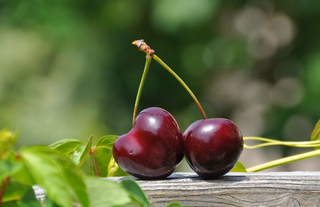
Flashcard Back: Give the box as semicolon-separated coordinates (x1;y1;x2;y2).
244;137;320;149
246;149;320;172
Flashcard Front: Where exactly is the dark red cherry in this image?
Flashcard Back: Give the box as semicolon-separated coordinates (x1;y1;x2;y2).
183;118;243;179
113;107;184;179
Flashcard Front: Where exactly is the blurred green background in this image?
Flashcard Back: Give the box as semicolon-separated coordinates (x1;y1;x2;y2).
1;0;320;172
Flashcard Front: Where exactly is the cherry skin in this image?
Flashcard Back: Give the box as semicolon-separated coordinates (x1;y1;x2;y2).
183;118;243;179
113;107;184;179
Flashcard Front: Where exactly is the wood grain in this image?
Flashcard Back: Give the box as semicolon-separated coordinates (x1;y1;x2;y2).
34;172;320;206
109;172;320;207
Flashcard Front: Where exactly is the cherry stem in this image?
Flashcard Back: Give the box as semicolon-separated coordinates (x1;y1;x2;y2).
132;55;152;126
89;149;100;177
246;149;320;172
132;39;207;120
152;55;207;119
244;137;320;149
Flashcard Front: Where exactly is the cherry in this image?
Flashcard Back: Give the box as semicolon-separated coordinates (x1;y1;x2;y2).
113;107;184;179
183;118;243;179
130;40;242;179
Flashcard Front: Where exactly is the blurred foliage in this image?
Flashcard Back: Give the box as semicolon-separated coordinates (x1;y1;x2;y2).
1;0;320;169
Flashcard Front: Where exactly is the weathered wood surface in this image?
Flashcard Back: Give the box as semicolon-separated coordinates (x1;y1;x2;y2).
109;172;320;207
34;172;320;206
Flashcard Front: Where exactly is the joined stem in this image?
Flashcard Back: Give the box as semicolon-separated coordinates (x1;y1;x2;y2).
152;55;207;119
132;55;152;126
132;39;207;120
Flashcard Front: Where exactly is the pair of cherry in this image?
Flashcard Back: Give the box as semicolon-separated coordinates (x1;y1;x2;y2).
112;40;243;180
113;107;243;180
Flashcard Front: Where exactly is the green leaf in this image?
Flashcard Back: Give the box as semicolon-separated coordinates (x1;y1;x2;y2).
18;187;42;207
20;147;71;206
114;166;129;177
79;135;93;166
91;146;112;177
85;177;132;207
44;197;63;207
0;200;19;207
0;160;23;181
95;135;119;148
48;139;83;153
62;161;89;207
230;161;247;172
120;179;150;207
166;202;183;207
48;138;91;167
1;178;30;202
311;120;320;149
20;146;89;207
93;135;127;177
12;159;35;186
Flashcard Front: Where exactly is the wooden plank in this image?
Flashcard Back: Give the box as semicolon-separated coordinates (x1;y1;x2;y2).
109;172;320;207
34;172;320;206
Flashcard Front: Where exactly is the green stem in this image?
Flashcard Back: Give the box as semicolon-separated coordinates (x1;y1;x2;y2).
244;137;320;149
132;55;152;126
246;149;320;172
89;149;100;177
0;177;10;204
153;55;207;119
